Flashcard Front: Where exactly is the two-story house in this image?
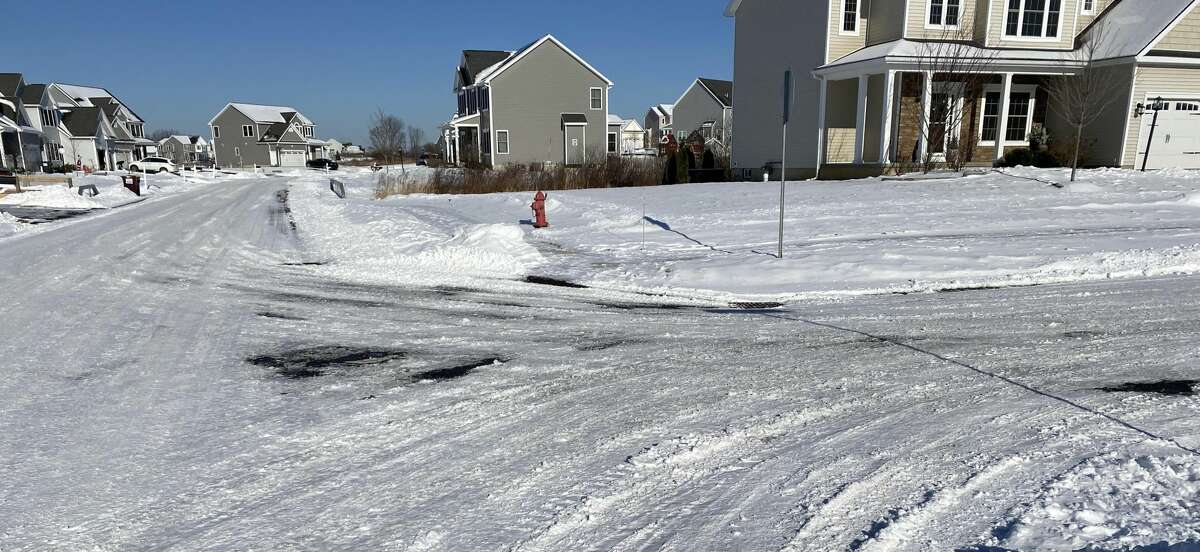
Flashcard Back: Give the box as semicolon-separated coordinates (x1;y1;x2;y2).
208;103;326;168
0;73;44;171
52;83;154;169
441;35;614;168
728;0;1200;179
671;78;734;152
644;104;675;147
159;135;213;166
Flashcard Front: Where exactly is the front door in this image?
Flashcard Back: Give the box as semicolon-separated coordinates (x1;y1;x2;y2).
564;125;585;166
1138;99;1200;169
927;84;964;159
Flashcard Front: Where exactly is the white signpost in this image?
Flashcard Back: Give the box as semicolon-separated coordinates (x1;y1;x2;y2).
778;69;793;259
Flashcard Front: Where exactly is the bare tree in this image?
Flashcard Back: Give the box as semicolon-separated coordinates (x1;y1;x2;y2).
910;28;1000;173
369;109;406;172
1048;22;1118;182
148;128;182;141
407;127;425;159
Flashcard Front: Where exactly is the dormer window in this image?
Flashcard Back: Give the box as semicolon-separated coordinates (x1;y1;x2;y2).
1005;0;1062;39
928;0;961;27
841;0;859;34
1081;0;1094;14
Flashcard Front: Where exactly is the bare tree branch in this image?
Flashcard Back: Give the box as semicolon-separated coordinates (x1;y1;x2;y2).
910;28;1000;173
1047;22;1120;181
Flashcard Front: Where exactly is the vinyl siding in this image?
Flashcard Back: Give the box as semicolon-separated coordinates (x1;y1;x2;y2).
1157;5;1200;52
210;107;272;167
986;0;1080;49
1123;65;1200;167
906;0;980;41
731;0;829;175
868;0;906;45
828;0;867;63
673;83;727;141
488;39;609;167
1077;0;1114;29
823;78;860;163
1041;63;1133;167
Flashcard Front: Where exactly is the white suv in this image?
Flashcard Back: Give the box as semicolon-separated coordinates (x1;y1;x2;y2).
129;157;177;173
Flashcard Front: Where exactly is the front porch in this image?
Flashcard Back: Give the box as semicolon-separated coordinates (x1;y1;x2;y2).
813;42;1084;178
442;113;481;166
0;123;44;172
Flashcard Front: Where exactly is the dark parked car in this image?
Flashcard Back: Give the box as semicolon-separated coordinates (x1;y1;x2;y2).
306;158;339;170
417;152;441;166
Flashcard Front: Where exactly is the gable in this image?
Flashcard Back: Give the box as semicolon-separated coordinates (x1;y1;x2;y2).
278;124;307;143
488;38;611;92
1156;3;1200;52
482;35;613;86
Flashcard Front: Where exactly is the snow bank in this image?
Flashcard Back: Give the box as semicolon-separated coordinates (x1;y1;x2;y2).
999;455;1200;551
287;171;544;285
0;185;104;209
0;211;26;238
284;167;1200;299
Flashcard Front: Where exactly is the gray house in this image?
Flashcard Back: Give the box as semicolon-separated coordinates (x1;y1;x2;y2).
0;73;44;171
159;135;213;166
442;35;614;168
671;78;734;150
209;103;326;168
644;103;674;147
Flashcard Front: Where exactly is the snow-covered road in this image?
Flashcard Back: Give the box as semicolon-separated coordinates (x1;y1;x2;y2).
2;177;1198;551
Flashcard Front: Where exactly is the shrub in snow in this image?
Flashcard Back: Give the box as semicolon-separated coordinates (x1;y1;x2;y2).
1000;147;1060;169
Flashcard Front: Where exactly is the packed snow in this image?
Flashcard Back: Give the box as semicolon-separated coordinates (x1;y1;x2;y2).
2;167;1199;551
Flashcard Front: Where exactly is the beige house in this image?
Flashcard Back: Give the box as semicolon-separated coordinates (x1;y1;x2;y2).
727;0;1200;179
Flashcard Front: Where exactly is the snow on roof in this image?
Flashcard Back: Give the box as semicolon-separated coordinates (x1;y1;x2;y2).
815;39;1085;76
1083;0;1196;60
55;84;112;105
607;114;624;125
170;135;192;143
227;103;311;124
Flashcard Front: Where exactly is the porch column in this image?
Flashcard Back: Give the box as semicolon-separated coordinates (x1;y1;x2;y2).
854;74;869;164
15;131;25;171
879;71;896;164
995;73;1014;163
919;70;933;162
815;76;828;178
0;133;7;169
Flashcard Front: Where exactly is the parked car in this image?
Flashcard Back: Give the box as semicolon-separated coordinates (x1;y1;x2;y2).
417;152;441;166
306;158;339;170
129;157;176;173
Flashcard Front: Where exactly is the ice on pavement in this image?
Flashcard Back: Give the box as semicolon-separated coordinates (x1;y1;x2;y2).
3;167;1200;551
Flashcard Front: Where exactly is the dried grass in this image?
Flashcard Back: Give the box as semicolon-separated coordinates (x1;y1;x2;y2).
375;156;667;198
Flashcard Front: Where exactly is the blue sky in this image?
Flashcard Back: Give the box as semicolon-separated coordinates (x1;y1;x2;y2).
10;0;733;146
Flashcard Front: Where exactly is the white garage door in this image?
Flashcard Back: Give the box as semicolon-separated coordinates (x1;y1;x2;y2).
1137;99;1200;170
279;149;307;167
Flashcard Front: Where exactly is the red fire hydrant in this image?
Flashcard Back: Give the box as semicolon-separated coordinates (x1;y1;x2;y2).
531;191;549;228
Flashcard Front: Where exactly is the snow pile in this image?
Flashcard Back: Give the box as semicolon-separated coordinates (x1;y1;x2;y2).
287;171;544;285
283;167;1200;299
0;185;104;209
0;211;26;238
999;455;1200;551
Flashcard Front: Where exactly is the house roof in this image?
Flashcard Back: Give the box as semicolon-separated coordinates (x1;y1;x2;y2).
607;114;624;125
214;102;313;125
460;50;513;87
52;83;145;123
697;78;733;108
20;84;45;104
475;35;613;86
621;119;644;132
814;39;1087;77
1083;0;1197;60
62;108;102;137
561;113;589;125
0;73;23;97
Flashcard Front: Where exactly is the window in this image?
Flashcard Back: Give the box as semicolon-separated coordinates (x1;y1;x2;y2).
1081;0;1094;14
590;88;604;110
213;126;220;139
479;87;489;110
1005;92;1031;141
242;125;255;137
842;0;859;33
928;0;961;27
457;91;467;115
1005;0;1061;38
1175;102;1199;111
980;87;1037;144
40;108;58;127
234;147;241;157
607;132;617;153
496;130;510;154
468;89;478;114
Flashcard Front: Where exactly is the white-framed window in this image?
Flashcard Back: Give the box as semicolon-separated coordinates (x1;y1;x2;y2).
1080;0;1094;14
978;84;1038;145
213;126;220;139
841;0;860;34
496;130;510;154
242;125;255;137
1004;0;1062;39
927;0;961;27
607;132;618;153
234;146;241;157
590;87;604;110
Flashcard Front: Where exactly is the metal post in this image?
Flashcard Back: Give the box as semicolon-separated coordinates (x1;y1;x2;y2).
779;69;792;259
1141;97;1163;172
